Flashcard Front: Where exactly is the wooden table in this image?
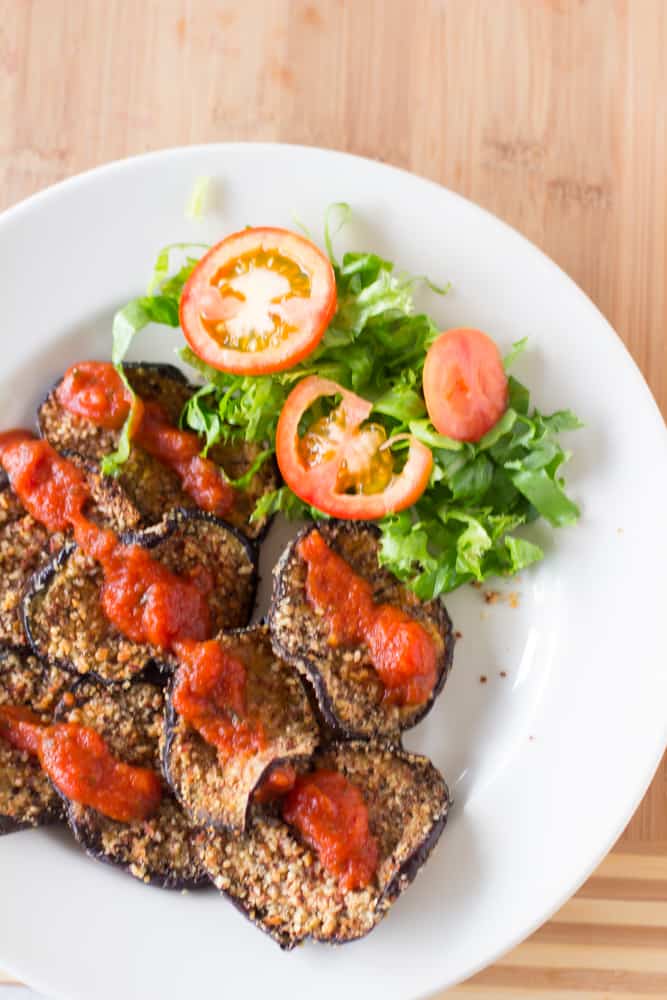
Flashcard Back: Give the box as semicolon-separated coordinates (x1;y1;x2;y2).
1;1;665;996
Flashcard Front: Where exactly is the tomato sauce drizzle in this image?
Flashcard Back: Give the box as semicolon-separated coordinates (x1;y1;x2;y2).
55;361;133;430
297;530;437;706
0;706;162;822
0;432;89;533
172;639;260;758
282;769;378;890
0;433;377;884
94;541;212;648
172;639;297;797
0;432;210;821
40;723;163;823
56;361;235;518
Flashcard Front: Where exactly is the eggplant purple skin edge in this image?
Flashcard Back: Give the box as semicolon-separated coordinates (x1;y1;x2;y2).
19;507;259;688
51;791;210;891
0;642;65;836
0;812;62;837
0;815;26;836
213;763;450;950
46;677;210;890
0;474;40;655
268;521;456;742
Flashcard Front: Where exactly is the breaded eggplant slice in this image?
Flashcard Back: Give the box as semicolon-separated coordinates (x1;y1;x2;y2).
38;361;278;539
0;466;139;649
199;741;449;948
0;645;70;834
162;624;319;833
22;508;257;685
269;522;455;742
53;678;207;888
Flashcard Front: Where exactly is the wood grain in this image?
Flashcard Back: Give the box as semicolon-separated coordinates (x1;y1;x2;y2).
0;0;665;994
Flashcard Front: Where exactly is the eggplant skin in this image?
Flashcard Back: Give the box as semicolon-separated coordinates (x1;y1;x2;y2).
0;644;69;835
199;741;450;949
269;521;455;743
52;678;208;889
21;507;258;686
0;814;32;836
38;361;279;541
161;624;320;833
61;799;210;891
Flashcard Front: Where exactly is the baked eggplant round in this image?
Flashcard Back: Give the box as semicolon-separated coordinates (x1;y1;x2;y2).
22;508;257;685
269;521;455;742
52;678;207;889
38;361;279;540
199;741;449;948
0;645;70;834
162;624;319;833
0;462;140;650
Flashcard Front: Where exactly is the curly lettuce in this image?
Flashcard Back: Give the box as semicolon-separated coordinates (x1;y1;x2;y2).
107;206;581;598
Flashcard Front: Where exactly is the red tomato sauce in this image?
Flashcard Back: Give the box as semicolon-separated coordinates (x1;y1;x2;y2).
57;362;235;517
171;640;297;796
0;705;45;756
94;542;212;648
0;707;162;822
40;724;162;823
282;769;378;890
0;433;213;650
172;639;263;759
1;434;295;822
297;530;437;706
0;432;89;532
253;764;297;803
57;361;133;430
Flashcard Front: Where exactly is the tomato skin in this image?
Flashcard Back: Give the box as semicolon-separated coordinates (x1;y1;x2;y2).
180;227;337;376
423;328;508;443
276;376;433;519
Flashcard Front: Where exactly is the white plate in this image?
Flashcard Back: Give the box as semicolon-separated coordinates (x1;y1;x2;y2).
1;144;665;1000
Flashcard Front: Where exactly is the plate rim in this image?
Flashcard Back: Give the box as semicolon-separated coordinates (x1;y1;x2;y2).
0;141;666;998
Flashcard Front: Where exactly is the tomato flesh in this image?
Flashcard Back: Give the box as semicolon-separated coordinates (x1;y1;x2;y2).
180;228;337;375
276;376;432;519
423;328;508;442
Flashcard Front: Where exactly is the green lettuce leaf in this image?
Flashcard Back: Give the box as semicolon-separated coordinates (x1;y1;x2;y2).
101;295;181;476
107;204;580;596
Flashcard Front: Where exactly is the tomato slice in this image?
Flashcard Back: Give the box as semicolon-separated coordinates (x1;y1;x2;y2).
276;376;432;519
423;328;508;442
180;227;337;375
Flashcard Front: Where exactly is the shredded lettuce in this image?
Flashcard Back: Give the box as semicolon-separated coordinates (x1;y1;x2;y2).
102;247;203;476
186;177;212;220
107;207;581;596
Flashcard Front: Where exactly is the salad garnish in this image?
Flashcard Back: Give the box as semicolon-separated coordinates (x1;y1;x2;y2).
107;204;582;599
